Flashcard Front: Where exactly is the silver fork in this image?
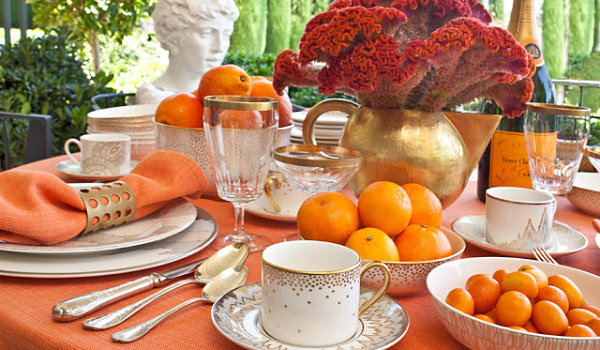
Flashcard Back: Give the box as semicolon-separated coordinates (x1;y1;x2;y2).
531;246;558;264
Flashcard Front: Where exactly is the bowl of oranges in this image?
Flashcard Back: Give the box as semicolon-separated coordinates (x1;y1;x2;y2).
427;257;600;350
296;181;466;296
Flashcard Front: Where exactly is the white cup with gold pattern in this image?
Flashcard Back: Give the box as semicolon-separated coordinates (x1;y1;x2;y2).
64;133;131;176
261;240;391;347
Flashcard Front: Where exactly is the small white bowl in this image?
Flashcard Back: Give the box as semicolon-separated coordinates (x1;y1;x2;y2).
427;257;600;350
585;146;600;172
360;227;465;296
566;172;600;216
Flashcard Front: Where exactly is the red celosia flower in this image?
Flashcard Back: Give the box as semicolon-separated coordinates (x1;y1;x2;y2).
273;0;534;117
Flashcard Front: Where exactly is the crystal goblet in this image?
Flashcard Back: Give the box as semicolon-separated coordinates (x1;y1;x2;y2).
272;144;362;241
203;95;278;252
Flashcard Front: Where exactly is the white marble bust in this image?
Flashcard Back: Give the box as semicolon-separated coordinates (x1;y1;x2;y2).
136;0;239;104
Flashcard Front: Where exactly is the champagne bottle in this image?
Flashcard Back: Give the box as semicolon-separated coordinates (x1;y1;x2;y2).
476;0;555;201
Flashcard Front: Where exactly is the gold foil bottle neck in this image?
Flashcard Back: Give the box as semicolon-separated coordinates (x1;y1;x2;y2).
507;0;544;67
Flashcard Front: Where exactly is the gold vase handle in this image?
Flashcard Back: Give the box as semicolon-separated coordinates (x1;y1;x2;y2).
358;261;390;318
302;99;358;145
264;174;282;212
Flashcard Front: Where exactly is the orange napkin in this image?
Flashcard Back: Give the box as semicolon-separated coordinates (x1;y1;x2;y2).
0;150;208;245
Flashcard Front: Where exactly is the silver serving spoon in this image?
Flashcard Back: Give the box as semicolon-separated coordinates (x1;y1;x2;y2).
112;265;249;343
83;242;250;330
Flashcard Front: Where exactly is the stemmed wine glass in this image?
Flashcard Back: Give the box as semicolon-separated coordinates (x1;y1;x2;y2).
271;144;362;240
203;95;278;251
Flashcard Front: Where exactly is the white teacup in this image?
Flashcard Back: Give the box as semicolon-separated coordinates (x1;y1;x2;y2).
261;240;390;347
260;169;311;216
485;187;557;250
64;133;131;176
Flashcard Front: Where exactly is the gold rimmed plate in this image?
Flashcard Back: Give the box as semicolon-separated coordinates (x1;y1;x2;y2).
211;282;409;350
451;215;587;258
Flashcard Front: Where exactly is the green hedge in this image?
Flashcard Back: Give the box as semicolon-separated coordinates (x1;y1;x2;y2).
543;0;566;78
0;29;114;165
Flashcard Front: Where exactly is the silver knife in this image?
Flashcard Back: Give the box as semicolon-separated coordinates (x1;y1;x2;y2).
52;257;208;321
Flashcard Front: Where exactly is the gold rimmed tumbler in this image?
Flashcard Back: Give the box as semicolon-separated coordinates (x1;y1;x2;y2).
524;103;591;194
204;96;278;252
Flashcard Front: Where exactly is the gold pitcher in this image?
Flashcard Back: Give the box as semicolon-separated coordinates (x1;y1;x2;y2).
302;99;502;207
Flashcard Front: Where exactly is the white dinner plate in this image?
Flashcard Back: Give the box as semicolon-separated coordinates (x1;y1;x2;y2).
246;200;298;223
55;159;138;182
291;110;348;126
0;207;217;278
451;215;588;258
0;198;197;255
211;282;409;350
596;233;600;249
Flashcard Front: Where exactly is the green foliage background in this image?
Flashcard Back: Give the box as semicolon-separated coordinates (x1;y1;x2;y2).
542;0;566;78
569;0;593;56
264;0;291;54
0;30;114;166
229;0;268;55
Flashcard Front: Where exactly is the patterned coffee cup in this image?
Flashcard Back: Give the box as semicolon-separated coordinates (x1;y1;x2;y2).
261;240;390;347
64;133;131;176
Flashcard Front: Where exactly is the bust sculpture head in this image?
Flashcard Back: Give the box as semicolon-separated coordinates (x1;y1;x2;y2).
136;0;239;104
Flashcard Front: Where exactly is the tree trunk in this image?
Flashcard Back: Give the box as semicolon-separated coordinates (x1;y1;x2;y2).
90;32;101;74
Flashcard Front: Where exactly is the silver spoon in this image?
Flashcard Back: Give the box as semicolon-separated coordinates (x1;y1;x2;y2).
112;265;249;343
83;242;249;330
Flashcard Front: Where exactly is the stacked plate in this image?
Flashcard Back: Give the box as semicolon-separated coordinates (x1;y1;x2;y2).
87;104;158;160
290;110;347;145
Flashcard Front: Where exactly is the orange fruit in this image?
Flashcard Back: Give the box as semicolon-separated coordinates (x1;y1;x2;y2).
492;269;509;284
251;76;269;82
394;224;452;261
467;275;502;314
566;308;598;326
523;320;539;333
563;324;598;337
197;64;252;103
155;92;204;128
518;265;548;289
581;304;600;318
474;314;495;323
400;183;443;228
496;291;532;326
296;192;359;245
500;271;539;299
250;80;293;127
219;110;262;129
358;181;412;236
532;300;569;335
508;326;527;331
548;274;585;309
586;318;600;335
465;274;491;289
445;288;475;316
537;285;569;314
485;307;498;323
345;227;399;262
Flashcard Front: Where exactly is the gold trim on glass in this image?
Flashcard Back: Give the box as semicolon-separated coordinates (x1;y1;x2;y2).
272;145;362;168
77;181;137;235
203;95;278;111
358;261;391;318
586;145;600;160
526;103;591;116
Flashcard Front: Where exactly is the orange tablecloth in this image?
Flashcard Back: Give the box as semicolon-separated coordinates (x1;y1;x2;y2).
1;156;599;349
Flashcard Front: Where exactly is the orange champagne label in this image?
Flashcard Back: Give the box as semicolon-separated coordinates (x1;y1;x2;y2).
489;130;533;188
520;36;545;66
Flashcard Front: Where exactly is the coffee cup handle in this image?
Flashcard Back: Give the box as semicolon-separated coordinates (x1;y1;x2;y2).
358;261;391;318
64;139;82;164
264;175;282;213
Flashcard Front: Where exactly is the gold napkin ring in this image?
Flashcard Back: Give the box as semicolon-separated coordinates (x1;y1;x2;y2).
76;181;137;235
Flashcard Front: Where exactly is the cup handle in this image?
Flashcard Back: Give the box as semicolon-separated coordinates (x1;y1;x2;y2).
302;99;358;145
264;175;282;213
64;139;82;164
358;261;390;318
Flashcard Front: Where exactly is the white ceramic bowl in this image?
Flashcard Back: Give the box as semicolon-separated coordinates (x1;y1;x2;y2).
585;146;600;172
360;227;466;296
87;104;158;121
427;257;600;350
566;172;600;216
